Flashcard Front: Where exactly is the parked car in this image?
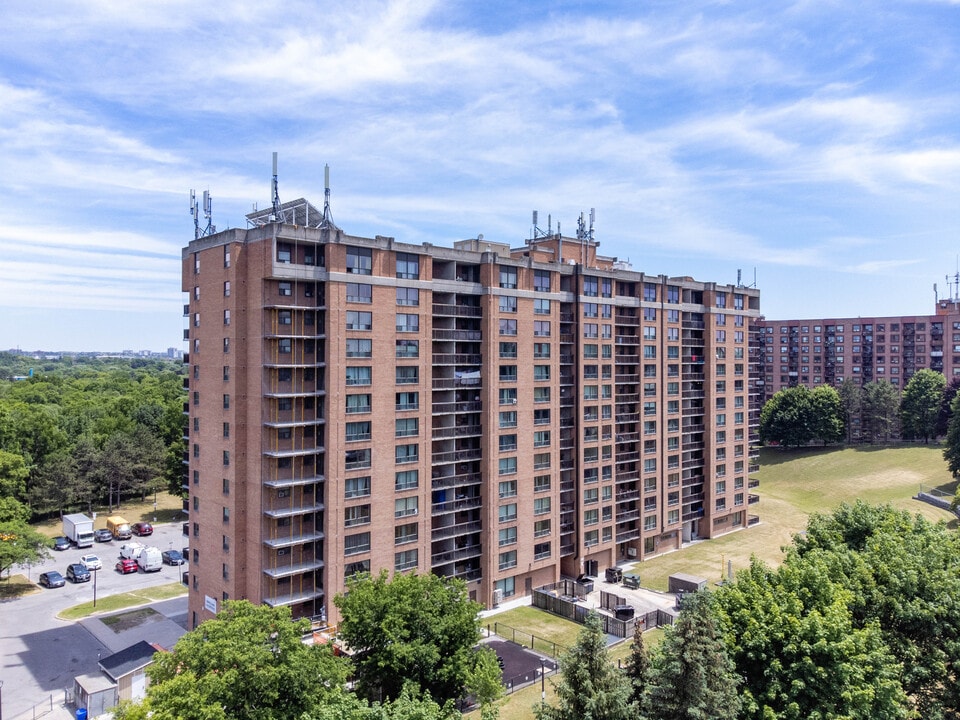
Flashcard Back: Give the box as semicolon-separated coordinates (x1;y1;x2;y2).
131;522;153;537
119;542;146;560
115;558;138;574
94;528;114;543
161;549;184;566
52;536;70;551
66;563;91;583
80;554;102;571
39;571;65;588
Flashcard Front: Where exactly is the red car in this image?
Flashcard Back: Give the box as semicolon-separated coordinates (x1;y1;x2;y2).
115;558;138;574
131;522;153;537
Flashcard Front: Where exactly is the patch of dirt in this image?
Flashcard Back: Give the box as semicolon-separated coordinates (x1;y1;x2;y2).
0;574;38;600
101;607;159;633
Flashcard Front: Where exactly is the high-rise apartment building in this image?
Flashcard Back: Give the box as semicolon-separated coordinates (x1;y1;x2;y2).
757;297;960;404
182;197;762;630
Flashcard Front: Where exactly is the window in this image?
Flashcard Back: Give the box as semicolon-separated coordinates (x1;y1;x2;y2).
394;523;418;545
396;252;420;279
279;282;292;296
583;323;599;338
395;417;418;438
499;479;518;498
346;366;371;386
534;386;550;402
346;246;372;275
534;519;551;537
534;497;551;515
346;393;371;414
395;496;418;518
345;448;371;470
499;410;517;428
498;457;518;475
277;338;291;354
344;559;370;578
584;344;598;358
584;529;599;547
499;503;518;522
345;421;371;442
499;342;517;358
395;549;418;571
395;470;418;491
345;505;371;527
392;286;419;307
534;474;551;492
395;444;419;464
534;298;551;315
534;269;551;292
346;283;372;303
499;434;518;452
396;313;419;332
500;388;517;405
534;342;551;359
534;365;550;381
499;267;517;289
346;311;372;330
534;320;551;337
534;408;551;425
498;527;518;547
499;319;517;336
223;450;230;466
344;532;371;555
499;550;518;570
584;508;599;526
346;338;372;358
396;366;418;385
534;430;551;447
396;392;419;410
500;365;518;382
396;339;419;358
499;295;517;313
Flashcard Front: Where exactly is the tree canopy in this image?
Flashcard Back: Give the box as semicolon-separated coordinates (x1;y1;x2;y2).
760;384;844;447
900;368;946;442
334;571;486;704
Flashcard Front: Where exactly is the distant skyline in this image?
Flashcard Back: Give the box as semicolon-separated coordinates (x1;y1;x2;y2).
2;1;959;351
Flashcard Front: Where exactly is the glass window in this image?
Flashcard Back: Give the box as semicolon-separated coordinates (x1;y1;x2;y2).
396;339;419;358
344;532;371;555
346;246;372;275
346;311;372;330
396;287;419;306
346;283;372;303
396;252;420;279
396;313;419;332
346;338;372;358
395;470;418;491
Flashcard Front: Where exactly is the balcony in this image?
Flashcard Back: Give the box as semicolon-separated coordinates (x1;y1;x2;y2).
262;559;325;579
263;587;324;607
431;520;483;540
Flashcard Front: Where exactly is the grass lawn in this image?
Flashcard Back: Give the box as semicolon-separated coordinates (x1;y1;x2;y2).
623;444;957;591
58;582;187;621
34;492;185;538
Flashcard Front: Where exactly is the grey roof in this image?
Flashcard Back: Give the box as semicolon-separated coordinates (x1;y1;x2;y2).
98;640;160;680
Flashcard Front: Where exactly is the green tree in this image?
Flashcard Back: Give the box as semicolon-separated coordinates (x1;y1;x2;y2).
334;571;484;704
623;620;649;707
464;646;505;720
760;385;815;447
810;384;844;445
937;376;960;436
797;502;960;720
862;380;901;443
839;378;864;443
0;517;50;578
945;393;960;478
114;600;350;720
535;612;635;720
642;591;739;720
716;554;909;720
900;368;946;442
0;448;30;503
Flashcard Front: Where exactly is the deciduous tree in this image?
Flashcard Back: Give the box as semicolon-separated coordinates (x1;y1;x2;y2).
900;368;946;442
334;571;484;704
862;380;900;442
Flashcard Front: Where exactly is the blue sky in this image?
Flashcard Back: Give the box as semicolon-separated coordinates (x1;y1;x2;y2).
2;0;959;352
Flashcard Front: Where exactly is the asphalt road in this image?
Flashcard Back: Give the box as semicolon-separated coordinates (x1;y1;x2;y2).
0;521;189;719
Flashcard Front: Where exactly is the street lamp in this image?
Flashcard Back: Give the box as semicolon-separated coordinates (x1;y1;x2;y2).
92;567;98;608
540;657;546;708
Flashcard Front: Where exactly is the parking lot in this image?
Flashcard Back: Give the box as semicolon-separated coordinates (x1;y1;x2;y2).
1;521;189;719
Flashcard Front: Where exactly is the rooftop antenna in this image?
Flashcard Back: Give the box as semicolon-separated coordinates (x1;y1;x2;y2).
589;208;596;242
320;164;338;230
934;282;939;304
737;269;742;287
532;210;551;239
270;152;282;221
189;189;216;239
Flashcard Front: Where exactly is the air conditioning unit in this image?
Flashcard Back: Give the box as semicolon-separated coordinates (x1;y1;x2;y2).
627;547;638;558
492;588;504;607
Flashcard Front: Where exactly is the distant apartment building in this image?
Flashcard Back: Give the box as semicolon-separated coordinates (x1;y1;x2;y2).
181;197;763;630
756;297;960;403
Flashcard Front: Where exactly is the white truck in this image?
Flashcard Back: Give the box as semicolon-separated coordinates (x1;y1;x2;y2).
136;546;163;573
62;513;95;548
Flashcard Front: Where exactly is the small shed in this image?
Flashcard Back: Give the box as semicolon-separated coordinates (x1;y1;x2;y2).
99;640;161;703
668;573;707;594
73;672;117;718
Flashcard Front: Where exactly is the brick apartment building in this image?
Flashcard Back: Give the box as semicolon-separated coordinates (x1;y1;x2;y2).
182;196;763;629
756;297;960;404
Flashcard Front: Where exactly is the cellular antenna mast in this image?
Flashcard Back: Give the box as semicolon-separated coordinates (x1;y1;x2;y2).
189;189;216;240
320;164;338;230
271;152;282;221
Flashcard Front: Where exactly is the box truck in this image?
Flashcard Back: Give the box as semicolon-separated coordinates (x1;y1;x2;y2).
62;513;95;548
136;546;163;573
106;515;132;540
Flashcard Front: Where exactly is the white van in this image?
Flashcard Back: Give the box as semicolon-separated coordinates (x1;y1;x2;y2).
137;547;163;573
119;542;145;560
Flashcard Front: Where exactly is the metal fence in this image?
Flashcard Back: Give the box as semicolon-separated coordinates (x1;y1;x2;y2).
491;621;569;658
532;584;675;639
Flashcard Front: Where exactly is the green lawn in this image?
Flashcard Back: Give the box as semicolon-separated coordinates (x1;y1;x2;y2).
623;444;957;591
59;582;187;620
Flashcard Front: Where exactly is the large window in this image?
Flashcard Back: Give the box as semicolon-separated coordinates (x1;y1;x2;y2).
346;247;372;275
346;283;372;303
344;505;370;527
346;338;372;358
396;391;419;411
396;366;418;385
499;296;517;313
396;339;419;358
499;527;517;546
394;523;418;545
346;311;372;330
395;417;418;438
396;313;419;332
533;270;551;292
396;252;420;280
499;267;517;289
395;549;418;571
345;421;371;442
396;287;419;306
395;470;418;491
344;532;371;555
395;444;419;464
345;366;371;386
345;448;371;470
345;394;371;414
395;496;418;518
